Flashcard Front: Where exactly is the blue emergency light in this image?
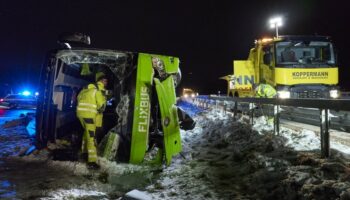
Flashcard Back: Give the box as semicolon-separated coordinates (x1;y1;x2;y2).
22;91;31;96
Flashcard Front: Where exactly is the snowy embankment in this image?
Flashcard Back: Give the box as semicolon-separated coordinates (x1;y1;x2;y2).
145;100;350;199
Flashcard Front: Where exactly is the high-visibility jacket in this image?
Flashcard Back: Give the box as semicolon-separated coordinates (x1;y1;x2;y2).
255;84;277;98
77;82;106;119
80;63;92;76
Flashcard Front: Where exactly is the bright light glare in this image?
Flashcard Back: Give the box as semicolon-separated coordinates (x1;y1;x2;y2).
261;38;273;43
269;17;283;28
277;90;290;99
22;91;31;96
184;94;189;98
330;89;339;98
35;92;39;96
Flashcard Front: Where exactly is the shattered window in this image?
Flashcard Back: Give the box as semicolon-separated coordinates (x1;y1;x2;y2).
56;49;134;79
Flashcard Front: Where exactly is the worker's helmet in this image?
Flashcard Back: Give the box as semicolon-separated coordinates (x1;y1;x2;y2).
96;72;107;82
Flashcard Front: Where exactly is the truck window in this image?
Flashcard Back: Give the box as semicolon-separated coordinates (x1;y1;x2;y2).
276;41;335;66
262;45;274;67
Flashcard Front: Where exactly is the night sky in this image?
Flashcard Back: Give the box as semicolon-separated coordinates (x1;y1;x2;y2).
0;0;349;95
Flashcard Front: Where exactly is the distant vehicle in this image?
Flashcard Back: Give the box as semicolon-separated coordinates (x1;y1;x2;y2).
182;88;198;98
0;94;37;109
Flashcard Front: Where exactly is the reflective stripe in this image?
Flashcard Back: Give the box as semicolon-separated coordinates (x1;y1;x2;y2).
79;103;97;108
92;89;97;98
77;108;98;113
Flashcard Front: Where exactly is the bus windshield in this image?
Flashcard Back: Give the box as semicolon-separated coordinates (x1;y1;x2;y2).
275;41;335;67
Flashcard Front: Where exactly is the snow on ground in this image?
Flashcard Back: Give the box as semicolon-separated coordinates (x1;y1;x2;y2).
145;105;350;200
43;189;108;200
1;103;350;199
0;113;156;199
281;129;321;151
1;150;159;199
0;123;33;158
280;127;350;155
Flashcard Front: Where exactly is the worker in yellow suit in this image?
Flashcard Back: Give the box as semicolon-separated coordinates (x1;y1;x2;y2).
77;72;108;169
253;83;277;124
254;83;277;98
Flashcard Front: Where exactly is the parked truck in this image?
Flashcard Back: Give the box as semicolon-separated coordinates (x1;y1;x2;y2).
35;33;194;165
222;35;339;98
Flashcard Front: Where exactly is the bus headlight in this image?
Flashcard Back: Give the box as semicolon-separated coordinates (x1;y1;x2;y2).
184;94;189;98
191;93;195;98
330;89;339;98
277;90;291;99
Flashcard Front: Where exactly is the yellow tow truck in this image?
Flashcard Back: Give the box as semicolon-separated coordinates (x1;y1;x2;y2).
222;36;339;98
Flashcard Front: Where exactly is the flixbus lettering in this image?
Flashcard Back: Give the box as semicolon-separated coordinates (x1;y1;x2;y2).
138;86;150;133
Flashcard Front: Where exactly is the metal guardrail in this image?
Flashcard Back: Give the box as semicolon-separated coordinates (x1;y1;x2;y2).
342;92;350;99
279;107;350;132
192;95;350;158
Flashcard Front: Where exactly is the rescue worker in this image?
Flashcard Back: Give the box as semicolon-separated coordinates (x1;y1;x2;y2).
76;72;108;169
253;83;277;124
254;83;277;98
80;63;93;76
